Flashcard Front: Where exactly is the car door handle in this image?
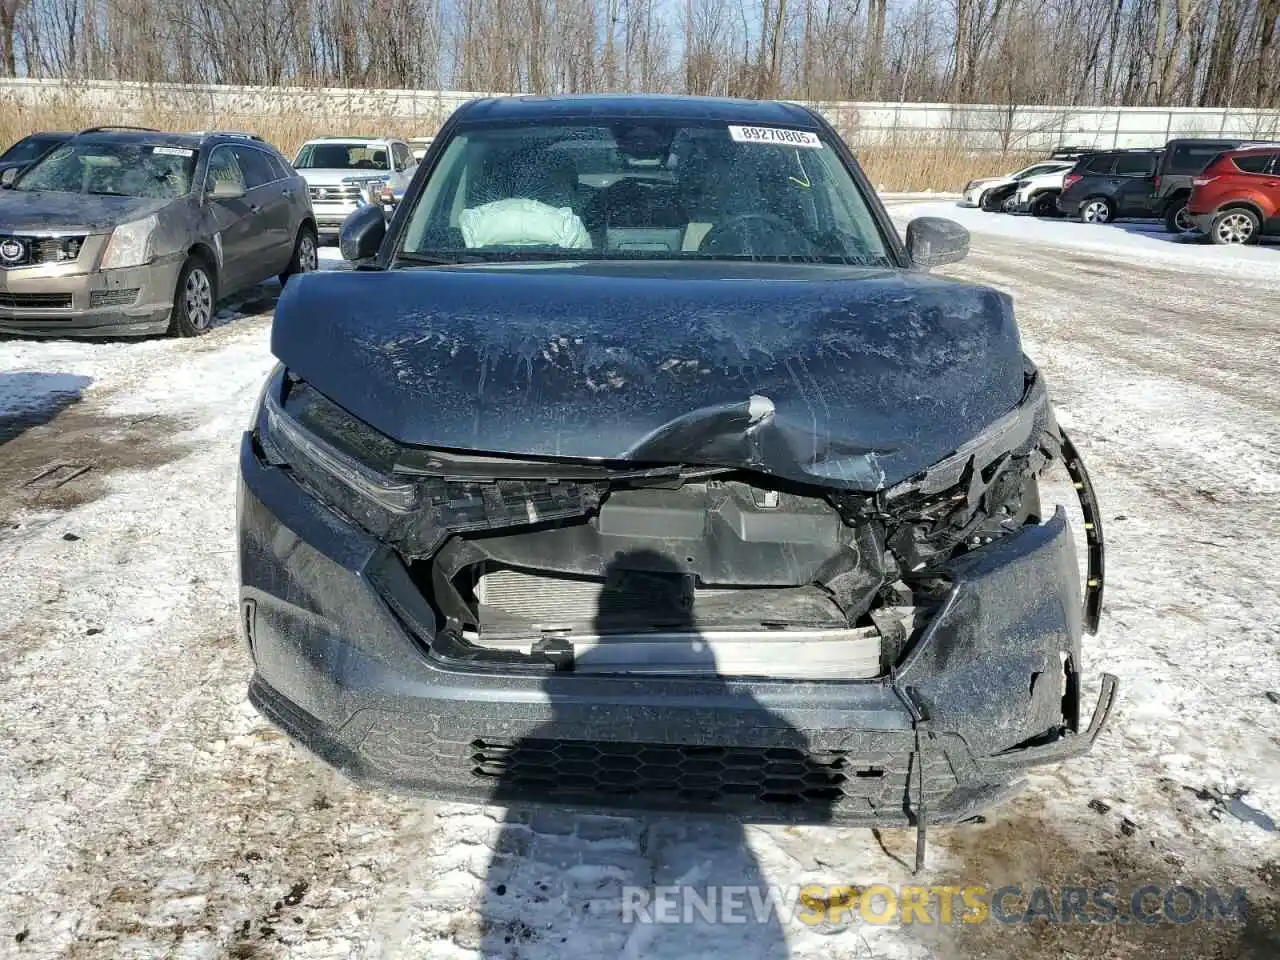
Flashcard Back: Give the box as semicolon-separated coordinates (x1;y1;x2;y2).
281;188;294;198
248;203;261;213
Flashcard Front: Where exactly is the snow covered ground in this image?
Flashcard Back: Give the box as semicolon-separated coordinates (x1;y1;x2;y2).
1;221;1278;959
887;197;1280;280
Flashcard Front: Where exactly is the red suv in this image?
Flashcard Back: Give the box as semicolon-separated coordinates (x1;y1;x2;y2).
1187;147;1280;244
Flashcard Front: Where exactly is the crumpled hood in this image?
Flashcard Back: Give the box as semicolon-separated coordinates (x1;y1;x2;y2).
0;190;171;232
271;261;1027;491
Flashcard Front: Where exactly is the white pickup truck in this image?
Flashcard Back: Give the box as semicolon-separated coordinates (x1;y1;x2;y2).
292;136;418;239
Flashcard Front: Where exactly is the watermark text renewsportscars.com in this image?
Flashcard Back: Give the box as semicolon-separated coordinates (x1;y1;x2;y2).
621;883;1249;926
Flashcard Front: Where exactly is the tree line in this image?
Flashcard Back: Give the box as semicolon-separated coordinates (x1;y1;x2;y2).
3;0;1278;109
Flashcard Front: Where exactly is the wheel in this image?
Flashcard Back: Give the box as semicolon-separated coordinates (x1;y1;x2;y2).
166;256;217;337
1208;208;1259;245
1079;198;1113;224
977;189;992;210
279;224;319;287
1030;193;1058;218
980;189;1009;212
1164;200;1196;234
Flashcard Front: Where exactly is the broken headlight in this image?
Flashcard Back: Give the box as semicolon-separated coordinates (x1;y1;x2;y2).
254;369;600;554
257;369;420;534
882;371;1056;574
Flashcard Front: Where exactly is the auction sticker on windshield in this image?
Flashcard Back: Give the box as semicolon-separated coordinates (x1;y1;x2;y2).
152;146;194;157
728;125;822;149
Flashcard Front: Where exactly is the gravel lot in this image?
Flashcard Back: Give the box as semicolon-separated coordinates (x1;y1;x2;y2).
1;209;1277;959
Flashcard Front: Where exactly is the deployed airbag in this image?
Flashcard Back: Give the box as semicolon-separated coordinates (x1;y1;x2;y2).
459;198;592;249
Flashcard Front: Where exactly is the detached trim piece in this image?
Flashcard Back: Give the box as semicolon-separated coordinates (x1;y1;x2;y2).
1059;429;1105;635
978;672;1119;777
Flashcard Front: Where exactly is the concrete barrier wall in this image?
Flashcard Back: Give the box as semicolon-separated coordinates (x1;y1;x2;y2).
5;78;1280;151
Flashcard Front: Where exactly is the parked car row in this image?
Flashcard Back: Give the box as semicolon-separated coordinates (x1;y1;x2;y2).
962;136;1280;245
0;126;440;338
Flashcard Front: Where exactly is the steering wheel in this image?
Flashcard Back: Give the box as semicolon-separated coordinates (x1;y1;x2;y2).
699;211;815;257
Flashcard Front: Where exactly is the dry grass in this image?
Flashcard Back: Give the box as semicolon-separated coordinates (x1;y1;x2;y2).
854;144;1039;193
0;98;431;164
1;96;1035;193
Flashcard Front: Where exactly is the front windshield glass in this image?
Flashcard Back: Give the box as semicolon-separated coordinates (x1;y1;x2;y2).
1;135;62;165
16;141;197;198
294;142;390;171
399;121;892;264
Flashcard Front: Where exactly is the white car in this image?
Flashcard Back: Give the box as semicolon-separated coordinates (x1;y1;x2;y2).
960;159;1077;210
408;137;435;162
1009;165;1079;218
292;136;418;239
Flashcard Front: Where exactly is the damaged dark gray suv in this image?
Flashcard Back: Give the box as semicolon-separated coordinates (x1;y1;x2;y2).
238;95;1117;843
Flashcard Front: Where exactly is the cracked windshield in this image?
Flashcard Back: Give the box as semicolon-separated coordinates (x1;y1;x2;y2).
401;121;893;263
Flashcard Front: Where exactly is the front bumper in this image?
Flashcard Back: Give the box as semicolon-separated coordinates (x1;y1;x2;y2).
238;434;1117;824
0;255;181;337
311;200;363;235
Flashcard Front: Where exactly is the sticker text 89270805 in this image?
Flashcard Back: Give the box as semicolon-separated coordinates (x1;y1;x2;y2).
727;126;823;149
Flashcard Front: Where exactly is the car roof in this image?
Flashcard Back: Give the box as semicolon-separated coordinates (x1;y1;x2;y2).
1225;142;1280;153
453;94;820;128
306;136;400;144
67;128;275;150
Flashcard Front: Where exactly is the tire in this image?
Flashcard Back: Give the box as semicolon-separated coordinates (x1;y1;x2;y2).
166;256;217;338
981;188;1010;213
1163;199;1195;234
1079;197;1113;224
1208;208;1260;245
977;189;991;210
278;224;319;287
1030;192;1058;218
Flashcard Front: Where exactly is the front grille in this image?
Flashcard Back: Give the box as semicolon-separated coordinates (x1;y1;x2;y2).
0;292;73;309
361;720;960;820
0;234;85;267
308;184;364;202
474;738;869;805
89;288;139;308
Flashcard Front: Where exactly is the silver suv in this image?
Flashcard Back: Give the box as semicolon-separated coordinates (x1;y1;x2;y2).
292;136;418;239
0;127;318;338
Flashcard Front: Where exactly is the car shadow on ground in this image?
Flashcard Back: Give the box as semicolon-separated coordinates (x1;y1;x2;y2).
0;371;92;445
476;549;844;957
1105;219;1280;248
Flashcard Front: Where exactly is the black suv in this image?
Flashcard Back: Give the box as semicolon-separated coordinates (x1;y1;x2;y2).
1154;137;1280;234
1056;149;1162;224
238;94;1116;834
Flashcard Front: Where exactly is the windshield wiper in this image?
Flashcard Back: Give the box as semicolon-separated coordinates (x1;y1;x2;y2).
392;448;734;483
395;252;486;266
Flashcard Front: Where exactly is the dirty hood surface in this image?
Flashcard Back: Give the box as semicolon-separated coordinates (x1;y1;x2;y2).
0;190;173;232
272;261;1027;491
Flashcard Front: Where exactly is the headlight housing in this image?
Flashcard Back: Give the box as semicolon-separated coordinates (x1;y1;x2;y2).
254;368;603;556
881;371;1056;573
259;371;418;523
99;215;158;270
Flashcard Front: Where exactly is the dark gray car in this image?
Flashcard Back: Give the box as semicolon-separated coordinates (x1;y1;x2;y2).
0;128;318;338
239;95;1117;847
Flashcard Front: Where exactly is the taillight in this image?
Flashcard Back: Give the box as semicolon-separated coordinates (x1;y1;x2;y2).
1153;175;1160;190
1063;174;1082;190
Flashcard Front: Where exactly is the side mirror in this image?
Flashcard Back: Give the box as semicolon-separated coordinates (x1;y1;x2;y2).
0;168;16;188
340;203;386;261
904;216;969;269
208;179;246;201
